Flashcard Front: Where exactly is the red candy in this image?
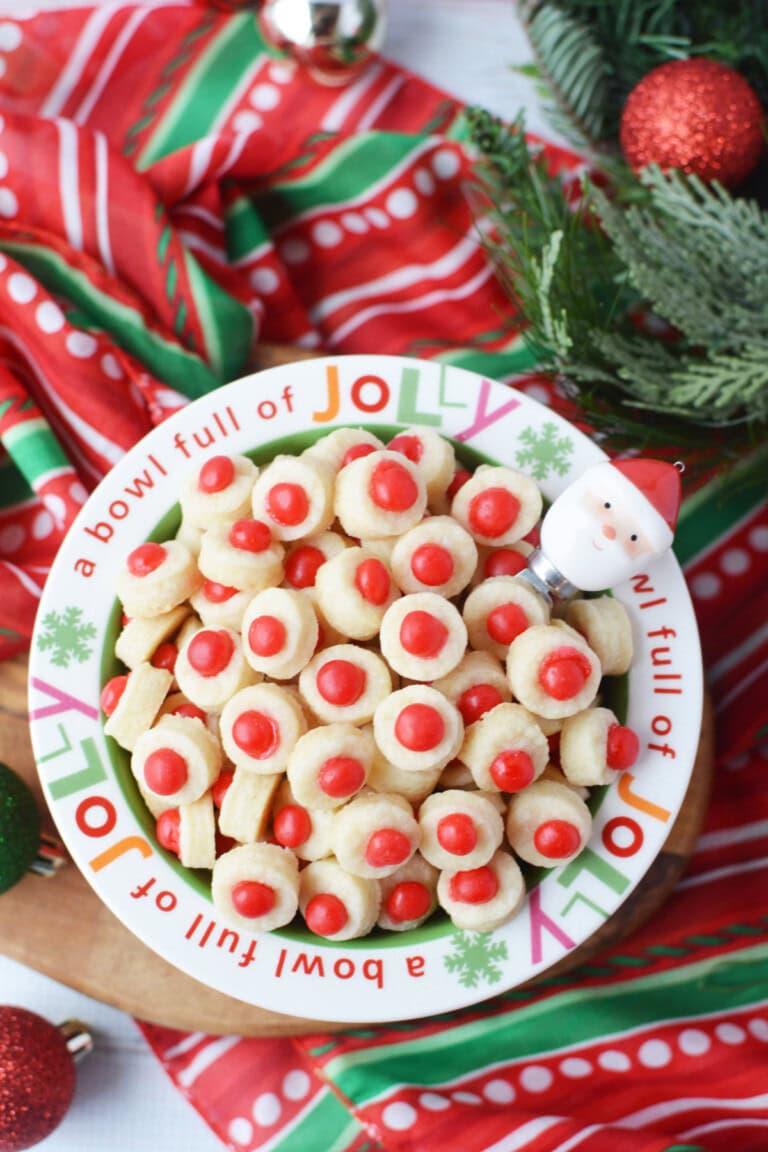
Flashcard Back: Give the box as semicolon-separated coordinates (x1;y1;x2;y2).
232;710;279;759
354;558;391;605
468;488;520;539
484;548;528;578
538;646;593;700
202;580;237;603
316;659;366;706
171;701;207;723
248;615;287;658
266;482;308;527
285;545;325;588
411;544;454;586
487;602;529;646
198;455;235;494
365;828;411;868
534;819;581;859
212;769;235;808
100;674;128;717
437;813;478;856
187;629;234;677
156;809;181;855
232;880;276;918
447;469;472;500
144;748;188;795
370;459;418;512
228;519;272;553
385;881;431;923
342;443;376;467
606;723;639;771
151;642;178;673
400;611;448;658
305;893;348;936
394;703;445;751
388;433;423;463
274;804;312;848
457;683;503;725
318;756;365;799
449;864;499;904
490;749;535;792
127;542;166;577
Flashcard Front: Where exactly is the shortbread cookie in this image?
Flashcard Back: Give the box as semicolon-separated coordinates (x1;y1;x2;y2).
115;604;190;670
176;518;203;559
463;576;550;659
379;593;467;681
102;662;173;751
286;723;374;810
437;849;526;933
387;428;455;506
438;758;475;789
116;540;201;618
220;682;307;774
451;464;542;547
218;768;281;843
175;627;254;712
283;531;347;590
564;596;633;676
377;853;439;931
332;791;420;879
298;644;391;725
419;789;504;871
132;713;221;806
299;588;348;650
390;516;477;598
241;587;319;679
373;685;463;774
506;625;602;719
315;547;399;641
303;427;384;472
298;857;380;940
460;702;549;793
179;453;258;529
432;650;511;726
506;778;592;867
213;842;300;932
474;542;533;583
191;580;253;631
252;454;334;542
335;449;427;538
198;518;284;591
367;735;442;804
272;779;334;862
358;535;396;565
155;792;216;869
559;707;639;787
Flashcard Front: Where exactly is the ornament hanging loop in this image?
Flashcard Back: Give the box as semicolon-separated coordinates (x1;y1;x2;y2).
59;1020;93;1063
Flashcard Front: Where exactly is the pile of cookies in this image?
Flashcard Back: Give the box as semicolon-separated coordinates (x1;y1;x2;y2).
102;427;638;941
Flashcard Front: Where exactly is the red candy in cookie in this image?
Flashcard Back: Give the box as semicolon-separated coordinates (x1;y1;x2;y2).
370;459;419;512
400;610;448;658
388;433;423;463
448;864;499;904
285;545;326;588
151;642;178;672
127;542;166;577
385;881;431;924
318;756;365;799
447;469;472;500
365;828;411;868
468;488;520;539
395;702;445;751
273;804;313;848
457;683;503;725
187;629;235;678
248;615;287;658
202;580;238;603
490;749;535;792
198;455;235;493
534;819;581;859
144;748;189;795
342;443;376;467
267;482;309;527
232;711;279;759
305;893;348;937
437;813;477;856
484;548;528;578
232;879;276;917
487;602;529;646
228;519;272;553
100;674;128;717
317;660;366;706
212;769;235;808
354;558;391;605
156;809;181;855
411;544;454;586
606;724;639;770
538;646;593;700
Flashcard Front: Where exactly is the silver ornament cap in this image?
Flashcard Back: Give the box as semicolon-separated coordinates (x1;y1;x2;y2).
259;0;386;84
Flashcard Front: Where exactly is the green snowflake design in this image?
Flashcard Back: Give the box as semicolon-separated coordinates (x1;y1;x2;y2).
444;930;509;989
37;606;97;668
515;421;574;481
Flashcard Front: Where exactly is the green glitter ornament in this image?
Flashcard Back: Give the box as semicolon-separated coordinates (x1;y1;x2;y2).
0;762;41;895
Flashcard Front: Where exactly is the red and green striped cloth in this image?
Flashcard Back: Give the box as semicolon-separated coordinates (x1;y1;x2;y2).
1;6;766;1151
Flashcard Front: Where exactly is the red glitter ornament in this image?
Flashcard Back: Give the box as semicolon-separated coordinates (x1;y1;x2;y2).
620;58;765;189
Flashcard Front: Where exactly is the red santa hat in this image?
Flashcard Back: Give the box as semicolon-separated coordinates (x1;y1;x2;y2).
611;459;681;533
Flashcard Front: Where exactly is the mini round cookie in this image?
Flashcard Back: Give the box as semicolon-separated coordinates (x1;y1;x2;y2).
463;576;550;659
315;547;399;641
429;465;472;516
559;707;640;787
373;685;463;774
472;542;533;586
220;682;307;773
191;579;253;631
331;791;420;879
159;792;217;870
506;778;592;867
506;624;602;719
198;518;284;591
419;789;503;872
102;662;173;752
377;853;439;931
175;626;254;712
438;758;474;789
299;857;380;941
387;428;455;506
303;427;384;472
176;518;203;559
298;644;391;725
116;539;201;619
357;535;396;565
252;453;334;542
379;593;467;681
334;449;427;539
283;531;347;591
460;702;549;793
132;713;222;807
564;596;634;676
432;650;511;727
390;516;477;598
241;587;319;679
115;604;190;670
451;464;542;547
299;588;348;651
367;736;442;804
287;723;374;810
213;842;299;932
217;768;281;844
437;849;525;933
179;453;258;529
272;779;334;862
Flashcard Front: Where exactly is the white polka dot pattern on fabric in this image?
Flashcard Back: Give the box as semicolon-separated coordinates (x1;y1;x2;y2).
0;23;22;51
419;1091;451;1111
386;188;418;219
382;1101;418;1130
638;1039;672;1068
250;267;280;295
31;510;54;540
312;221;343;248
101;353;123;379
252;1091;282;1126
365;207;389;229
45;494;67;525
452;1091;482;1105
36;301;65;333
233;109;263;134
749;525;768;552
341;211;368;234
69;481;88;504
678;1028;711;1056
716;1022;747;1045
282;1069;311;1101
250;83;280;110
749;1018;768;1041
432;148;460;179
269;62;294;83
559;1057;592;1078
66;331;98;358
597;1049;631;1072
519;1065;553;1092
720;547;750;575
414;167;435;195
483;1078;515;1104
0;524;25;553
691;572;721;600
281;238;310;265
228;1117;253;1146
0;152;7;180
0;253;6;271
8;273;36;304
0;188;17;218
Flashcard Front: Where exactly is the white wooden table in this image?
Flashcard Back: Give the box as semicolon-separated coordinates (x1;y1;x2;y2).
0;3;555;1148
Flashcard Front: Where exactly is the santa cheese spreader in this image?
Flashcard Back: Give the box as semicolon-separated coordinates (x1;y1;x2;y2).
521;458;682;599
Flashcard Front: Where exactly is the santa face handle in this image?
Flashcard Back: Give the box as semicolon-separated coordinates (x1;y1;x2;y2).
522;458;682;599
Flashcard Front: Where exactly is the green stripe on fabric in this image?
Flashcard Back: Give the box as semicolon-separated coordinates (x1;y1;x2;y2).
269;1090;362;1152
0;460;33;506
326;942;768;1104
182;250;252;379
3;421;70;486
674;443;768;566
224;195;270;264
